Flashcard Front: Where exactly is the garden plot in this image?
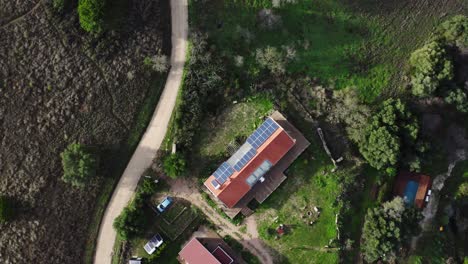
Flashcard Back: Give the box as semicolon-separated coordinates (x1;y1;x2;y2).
156;200;199;241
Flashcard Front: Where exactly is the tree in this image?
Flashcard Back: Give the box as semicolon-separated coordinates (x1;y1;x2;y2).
409;41;453;97
61;143;98;188
113;197;146;240
358;99;420;171
78;0;105;33
456;182;468;199
255;46;287;75
163;153;186;178
437;15;468;47
445;88;468;113
362;197;422;262
0;196;13;223
328;88;371;143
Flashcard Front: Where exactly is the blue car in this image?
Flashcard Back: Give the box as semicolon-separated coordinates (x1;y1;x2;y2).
156;197;173;213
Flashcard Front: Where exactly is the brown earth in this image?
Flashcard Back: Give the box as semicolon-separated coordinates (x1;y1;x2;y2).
0;1;170;263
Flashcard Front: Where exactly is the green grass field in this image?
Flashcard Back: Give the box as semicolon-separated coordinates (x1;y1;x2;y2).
190;0;395;102
257;154;341;263
191;0;465;102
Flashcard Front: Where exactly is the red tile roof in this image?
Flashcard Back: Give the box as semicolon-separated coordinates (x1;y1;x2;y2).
204;120;295;208
179;238;221;264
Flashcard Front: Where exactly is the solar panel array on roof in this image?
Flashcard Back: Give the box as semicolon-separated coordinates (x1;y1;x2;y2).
211;179;221;189
227;143;258;172
233;147;256;171
247;118;280;149
213;162;234;184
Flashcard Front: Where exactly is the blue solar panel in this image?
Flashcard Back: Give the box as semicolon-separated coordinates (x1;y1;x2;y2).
213;162;234;184
211;179;221;189
247;118;280;149
233;147;257;171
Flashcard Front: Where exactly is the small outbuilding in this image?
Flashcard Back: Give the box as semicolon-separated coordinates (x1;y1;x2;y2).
393;171;432;208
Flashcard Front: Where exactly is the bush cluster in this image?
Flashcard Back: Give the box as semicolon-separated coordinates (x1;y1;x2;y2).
174;32;226;150
60;143;98;188
357;99;421;172
113;178;158;240
362;197;421;262
409;40;453;97
78;0;105;33
162;153;187;178
437;15;468;47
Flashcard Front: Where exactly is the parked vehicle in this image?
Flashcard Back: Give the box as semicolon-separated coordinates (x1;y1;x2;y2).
156;196;173;213
143;233;164;254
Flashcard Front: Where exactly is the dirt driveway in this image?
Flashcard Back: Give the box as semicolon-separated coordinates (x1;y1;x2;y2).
168;177;274;264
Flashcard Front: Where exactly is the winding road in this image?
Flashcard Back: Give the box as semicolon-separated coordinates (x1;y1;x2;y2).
93;0;188;263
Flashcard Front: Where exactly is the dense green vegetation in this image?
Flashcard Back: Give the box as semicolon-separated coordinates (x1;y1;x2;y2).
0;196;13;223
113;178;158;240
162;153;187;178
357;99;422;173
60;143;98;188
361;197;421;262
437;15;468;47
190;0;396;102
78;0;105;33
409;41;453;97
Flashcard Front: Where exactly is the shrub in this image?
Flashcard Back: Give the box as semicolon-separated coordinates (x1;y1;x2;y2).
61;142;98;188
163;153;186;178
78;0;105;33
0;196;13;223
445;88;468;113
409;41;453;97
456;182;468;198
144;55;169;73
52;0;65;12
174;32;225;150
255;46;287;75
362;197;422;262
328;88;371;143
358;99;420;171
113;197;146;240
437;15;468;47
139;177;159;197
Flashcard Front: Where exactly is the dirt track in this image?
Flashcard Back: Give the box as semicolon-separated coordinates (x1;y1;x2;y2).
168;178;274;264
93;0;188;263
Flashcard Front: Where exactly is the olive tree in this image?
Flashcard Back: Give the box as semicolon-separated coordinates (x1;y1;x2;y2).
409;41;453;97
438;15;468;47
61;143;98;188
445;88;468;113
358;99;419;171
255;46;287;75
362;197;422;262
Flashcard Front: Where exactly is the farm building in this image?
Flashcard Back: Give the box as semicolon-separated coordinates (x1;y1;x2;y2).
204;111;310;218
393;171;432;209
